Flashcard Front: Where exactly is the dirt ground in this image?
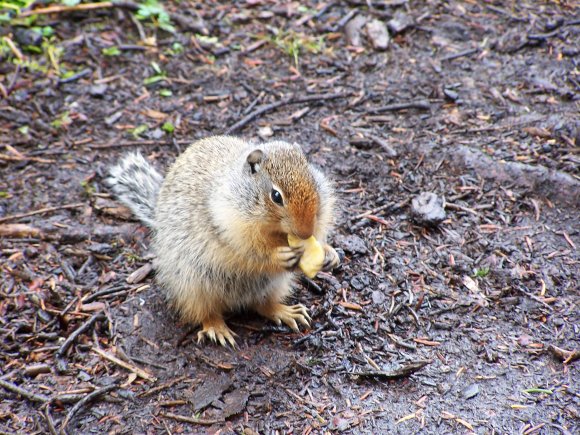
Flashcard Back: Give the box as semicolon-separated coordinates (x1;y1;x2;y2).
1;1;579;434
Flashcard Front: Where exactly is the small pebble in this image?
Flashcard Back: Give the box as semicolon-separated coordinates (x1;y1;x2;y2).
366;19;390;51
89;84;108;97
344;14;366;47
387;11;414;34
336;234;368;255
14;27;42;47
444;88;459;101
411;192;446;226
462;383;480;399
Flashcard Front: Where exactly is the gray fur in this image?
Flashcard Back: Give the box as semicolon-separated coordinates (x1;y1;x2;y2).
106;152;163;228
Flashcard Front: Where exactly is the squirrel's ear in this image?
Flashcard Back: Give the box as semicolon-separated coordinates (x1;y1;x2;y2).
246;149;264;174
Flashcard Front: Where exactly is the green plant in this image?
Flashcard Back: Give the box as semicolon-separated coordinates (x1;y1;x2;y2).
131;124;148;138
136;0;175;33
473;267;490;278
102;46;121;56
269;30;325;67
143;61;166;85
80;179;95;196
50;111;72;129
161;121;174;133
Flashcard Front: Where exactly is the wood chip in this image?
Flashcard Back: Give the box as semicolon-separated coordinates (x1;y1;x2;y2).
92;347;156;382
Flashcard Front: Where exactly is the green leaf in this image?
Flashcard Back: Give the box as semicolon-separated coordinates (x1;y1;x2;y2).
473;267;490;278
159;89;172;97
131;124;148;138
102;46;121;56
151;61;162;74
41;26;54;37
143;74;166;85
24;45;42;54
18;125;29;135
171;42;183;53
523;388;553;395
161;122;174;133
51;111;71;129
195;34;219;45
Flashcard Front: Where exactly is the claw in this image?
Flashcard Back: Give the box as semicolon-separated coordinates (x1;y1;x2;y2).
256;302;311;332
273;245;304;270
197;317;237;347
322;244;340;271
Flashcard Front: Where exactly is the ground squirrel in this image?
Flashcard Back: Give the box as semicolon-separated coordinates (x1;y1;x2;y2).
107;136;339;346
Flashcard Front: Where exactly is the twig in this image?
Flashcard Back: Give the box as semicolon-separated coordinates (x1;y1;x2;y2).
0;378;50;403
0;153;56;164
364;100;431;114
548;344;580;364
82;284;131;303
445;202;479;216
55;312;106;374
6;64;21;96
485;4;527;22
440;48;479;62
20;1;115;16
139;375;188;397
59;385;118;433
514;286;554;311
44;406;58;435
2;36;24;60
57;68;92;85
159;412;223;426
333;9;358;31
299;275;323;294
367;134;398;157
293;322;329;346
0;223;42;238
92;347;156;381
38;297;79;333
224;92;352;134
351;360;431;379
0;203;84;224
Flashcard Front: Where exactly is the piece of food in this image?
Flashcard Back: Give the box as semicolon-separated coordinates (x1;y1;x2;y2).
288;235;324;278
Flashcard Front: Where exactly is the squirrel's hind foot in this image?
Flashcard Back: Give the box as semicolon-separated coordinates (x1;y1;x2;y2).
256;302;311;332
197;315;237;347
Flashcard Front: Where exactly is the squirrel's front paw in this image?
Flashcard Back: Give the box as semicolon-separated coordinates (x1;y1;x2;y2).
322;244;340;271
273;245;304;270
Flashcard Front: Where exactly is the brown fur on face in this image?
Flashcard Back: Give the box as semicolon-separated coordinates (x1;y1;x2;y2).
263;147;320;239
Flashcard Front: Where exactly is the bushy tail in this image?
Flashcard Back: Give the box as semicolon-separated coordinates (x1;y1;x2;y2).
106;152;163;228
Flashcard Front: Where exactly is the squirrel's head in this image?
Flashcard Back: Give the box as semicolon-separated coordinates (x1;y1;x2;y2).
245;142;319;241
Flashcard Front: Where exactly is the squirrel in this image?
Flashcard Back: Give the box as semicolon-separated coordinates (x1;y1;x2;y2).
106;136;339;346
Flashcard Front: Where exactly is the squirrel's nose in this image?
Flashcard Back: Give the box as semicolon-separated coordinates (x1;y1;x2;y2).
293;230;313;240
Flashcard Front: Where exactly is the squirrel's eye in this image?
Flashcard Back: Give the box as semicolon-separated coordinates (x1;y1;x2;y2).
271;189;284;206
